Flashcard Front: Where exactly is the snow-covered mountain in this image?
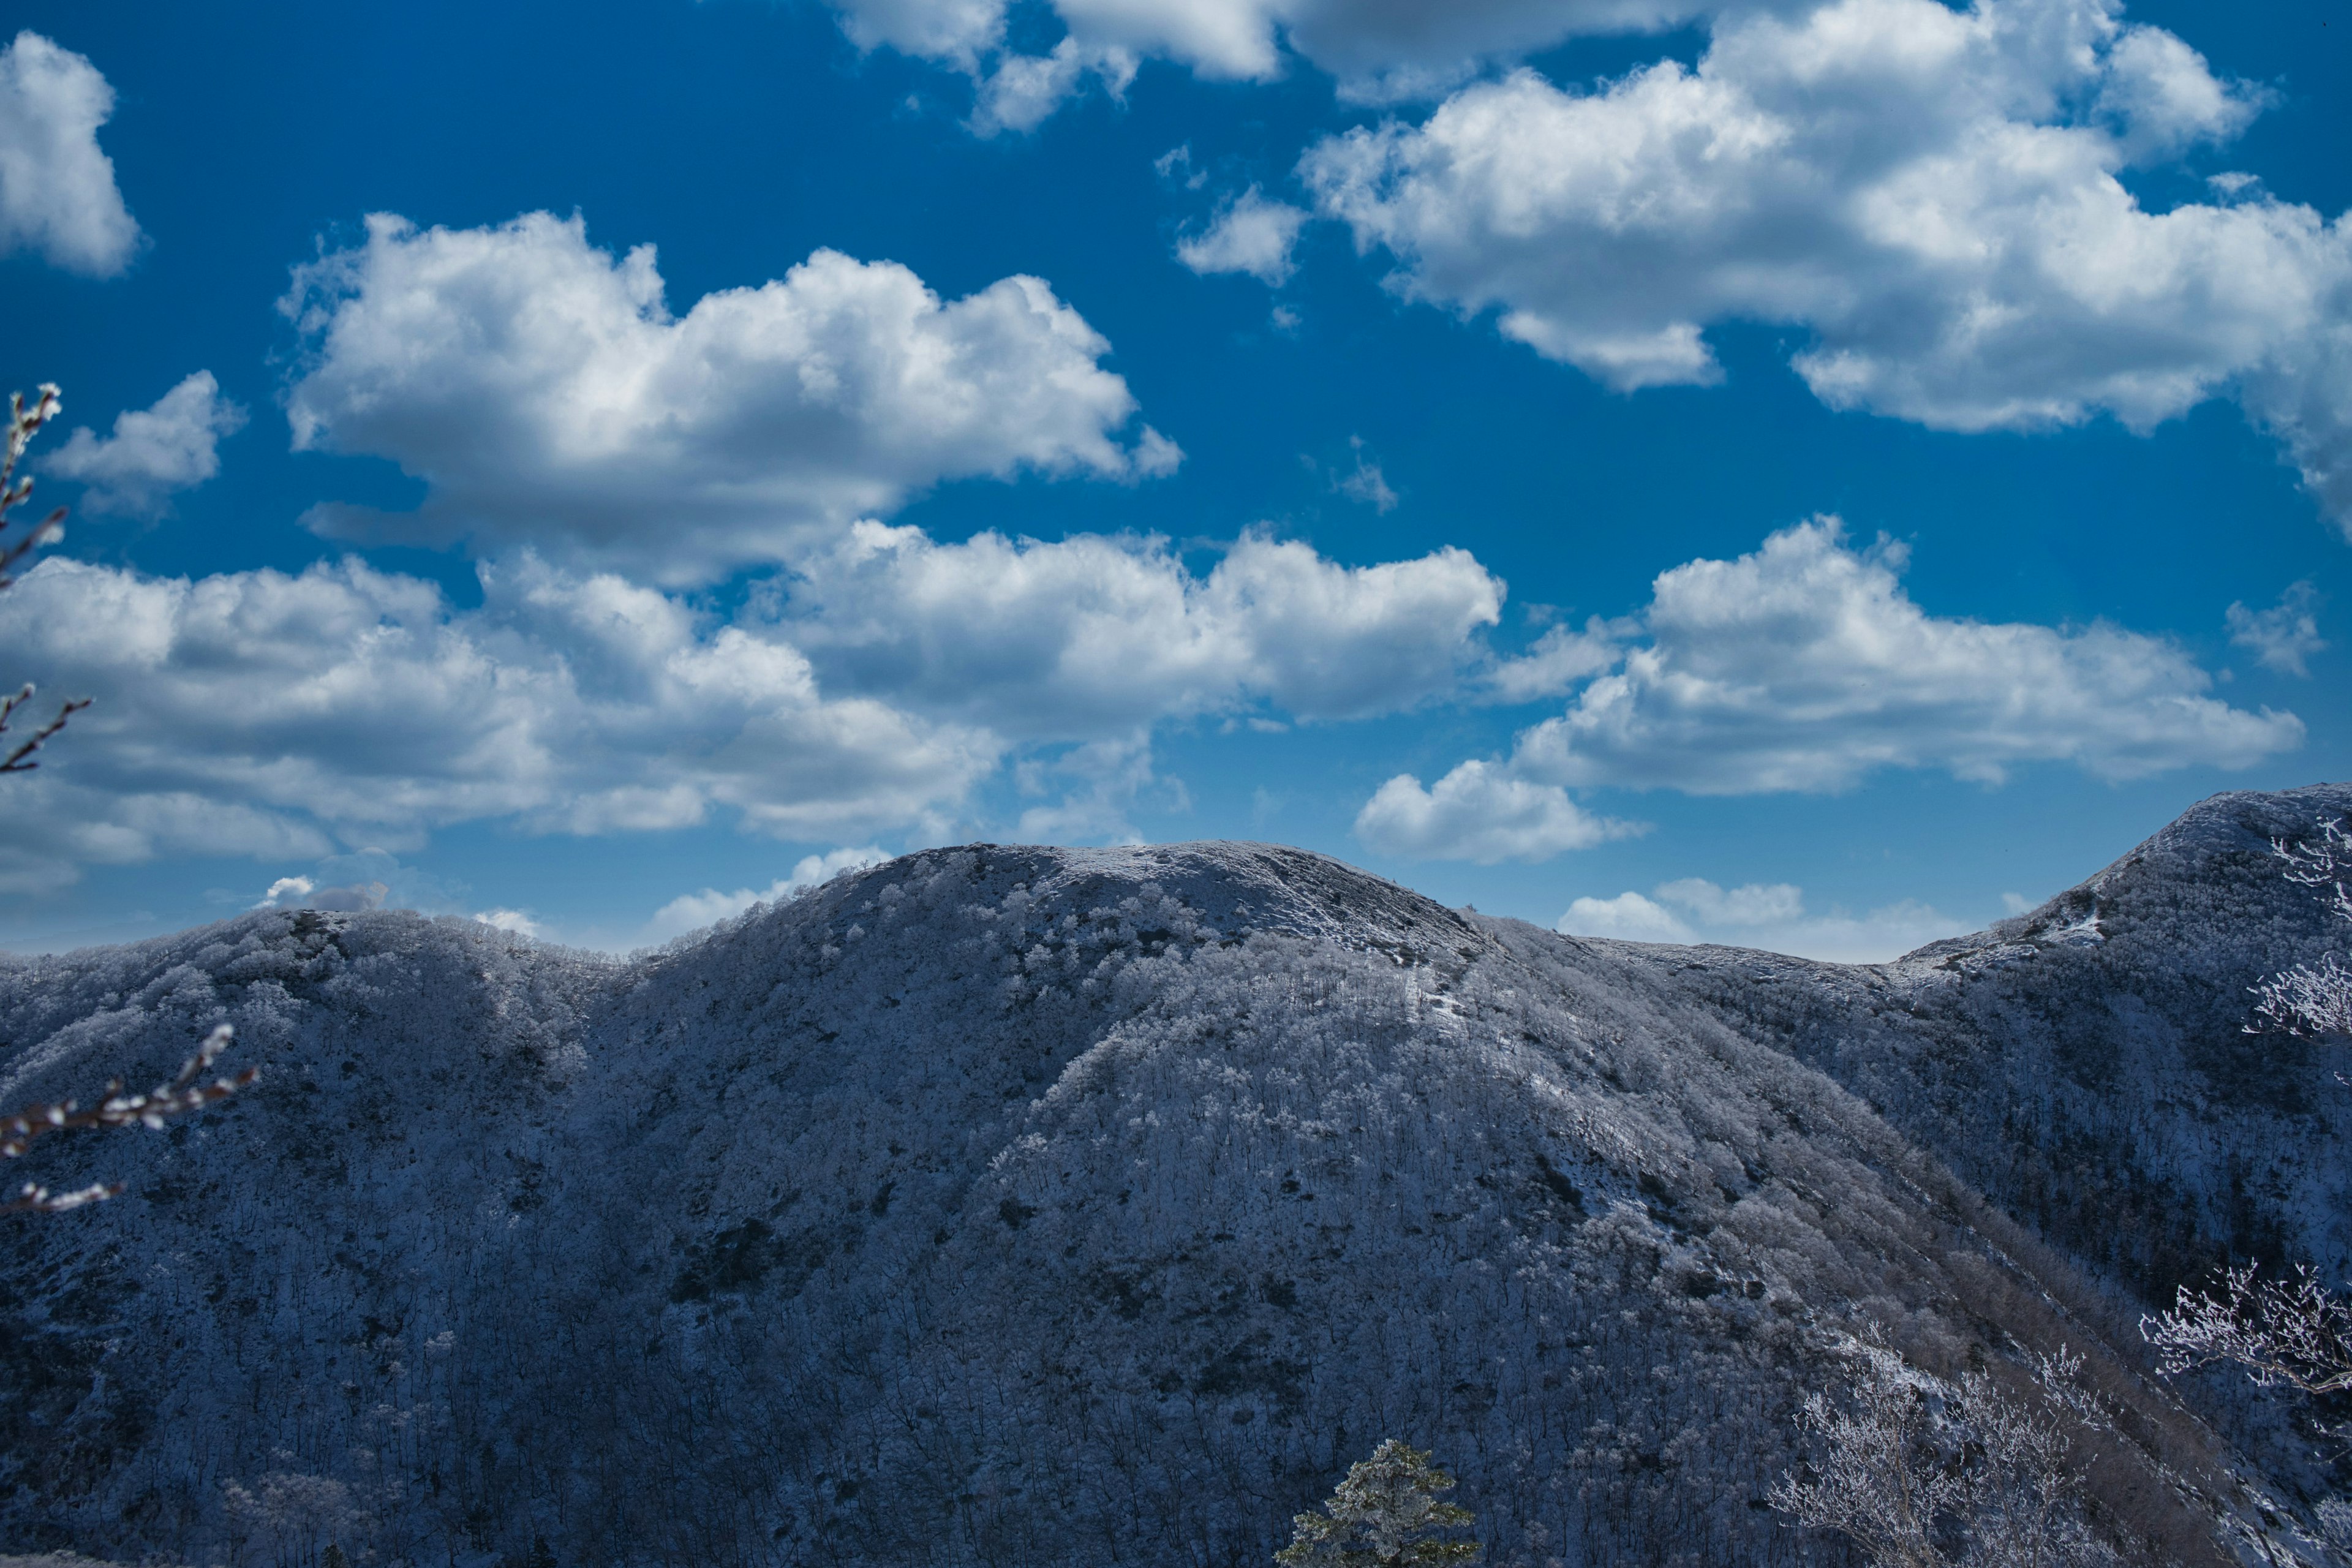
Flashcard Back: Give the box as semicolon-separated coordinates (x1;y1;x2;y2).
2;786;2348;1567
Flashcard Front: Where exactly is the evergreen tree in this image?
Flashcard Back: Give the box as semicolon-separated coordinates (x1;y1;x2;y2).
1276;1439;1479;1567
320;1545;350;1568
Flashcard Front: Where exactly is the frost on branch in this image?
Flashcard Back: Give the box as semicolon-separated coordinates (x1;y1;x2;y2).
1769;1329;2116;1568
1;1023;257;1213
0;383;86;773
2250;817;2352;1039
2144;818;2352;1389
0;382;253;1213
1275;1439;1479;1567
2143;1263;2352;1397
0;384;66;584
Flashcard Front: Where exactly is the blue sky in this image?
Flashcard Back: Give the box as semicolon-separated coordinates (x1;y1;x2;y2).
0;0;2345;957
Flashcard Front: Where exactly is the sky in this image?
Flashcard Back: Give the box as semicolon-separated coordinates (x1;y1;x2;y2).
0;0;2345;959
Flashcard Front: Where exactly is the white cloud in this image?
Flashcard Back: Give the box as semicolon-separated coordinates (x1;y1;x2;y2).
1176;187;1310;285
0;554;1000;891
305;881;388;913
1506;519;2302;793
2226;581;2326;677
1331;435;1398;512
281;212;1176;583
641;845;889;944
0;510;1506;888
1153;144;1208;190
834;0;1008;67
1556;889;1694;942
827;0;1699;121
1653;876;1801;925
1482;618;1624;703
254;876;314;910
973;37;1137;135
472;908;544;937
0;32;139;276
1300;0;2352;529
254;871;389;913
2094;24;2265;162
245;848;467;916
1354;758;1642;863
782;521;1505;735
1559;876;1970;962
44;371;247;518
1355;518;2301;865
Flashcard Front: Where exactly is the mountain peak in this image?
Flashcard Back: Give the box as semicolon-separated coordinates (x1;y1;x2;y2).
2;790;2346;1566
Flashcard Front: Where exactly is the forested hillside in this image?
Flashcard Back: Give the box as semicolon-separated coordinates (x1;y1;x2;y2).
2;789;2347;1567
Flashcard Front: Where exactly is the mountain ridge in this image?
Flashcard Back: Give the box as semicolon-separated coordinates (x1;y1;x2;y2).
1;788;2346;1566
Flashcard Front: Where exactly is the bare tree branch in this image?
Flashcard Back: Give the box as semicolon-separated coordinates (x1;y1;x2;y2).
0;383;66;586
2143;1262;2352;1396
0;682;90;772
0;385;85;769
0;382;249;1215
2249;818;2352;1040
0;1023;258;1215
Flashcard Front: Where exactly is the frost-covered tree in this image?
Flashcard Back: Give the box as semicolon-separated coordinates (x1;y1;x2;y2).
2250;818;2352;1041
1275;1439;1479;1567
2144;818;2352;1390
1771;1332;2115;1568
2144;1261;2352;1395
0;383;253;1213
224;1470;361;1568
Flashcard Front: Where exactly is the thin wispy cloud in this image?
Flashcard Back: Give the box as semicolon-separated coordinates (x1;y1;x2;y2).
2227;582;2328;676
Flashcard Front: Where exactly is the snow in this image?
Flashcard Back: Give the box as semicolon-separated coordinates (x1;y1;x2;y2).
0;793;2346;1566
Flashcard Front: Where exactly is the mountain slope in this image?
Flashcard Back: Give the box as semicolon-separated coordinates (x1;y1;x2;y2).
0;811;2345;1567
1630;783;2352;1491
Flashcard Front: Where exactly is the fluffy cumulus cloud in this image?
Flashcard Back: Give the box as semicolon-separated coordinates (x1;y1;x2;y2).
782;522;1506;735
1357;519;2302;863
1557;889;1695;943
1558;876;1968;962
0;554;1000;892
281;212;1177;583
1177;187;1311;284
1515;519;2303;791
45;372;247;518
0;515;1520;888
1353;760;1642;863
1301;0;2352;528
255;874;388;914
641;845;889;946
0;32;140;276
827;0;1700;126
